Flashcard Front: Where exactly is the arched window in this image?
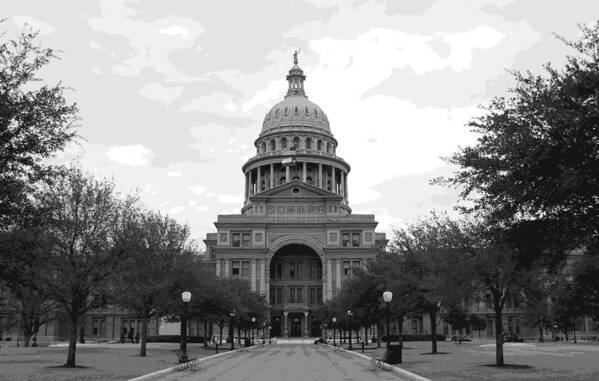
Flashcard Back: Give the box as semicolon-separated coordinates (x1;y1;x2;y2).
327;181;332;191
306;176;313;185
326;142;330;153
281;137;287;149
317;139;322;151
305;137;312;150
280;177;286;184
261;142;266;153
293;137;300;150
270;139;276;151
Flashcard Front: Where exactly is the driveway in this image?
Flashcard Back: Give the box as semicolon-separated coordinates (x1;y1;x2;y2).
159;344;402;381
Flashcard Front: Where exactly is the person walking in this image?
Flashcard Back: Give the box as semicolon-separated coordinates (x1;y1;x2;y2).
128;328;134;344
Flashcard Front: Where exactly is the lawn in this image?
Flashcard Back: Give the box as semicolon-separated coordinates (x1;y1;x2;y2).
339;339;599;381
0;341;225;381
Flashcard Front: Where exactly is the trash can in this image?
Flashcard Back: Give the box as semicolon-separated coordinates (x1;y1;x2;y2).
385;344;403;364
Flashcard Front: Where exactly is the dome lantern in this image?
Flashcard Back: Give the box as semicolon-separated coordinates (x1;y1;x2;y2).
286;50;307;98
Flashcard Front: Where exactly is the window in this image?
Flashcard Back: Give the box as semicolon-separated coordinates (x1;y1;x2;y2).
341;231;361;247
232;231;251;247
276;262;283;279
352;260;360;269
306;137;312;149
317;139;322;151
288;287;304;304
270;287;284;305
232;261;240;276
309;262;322;280
270;139;276;151
241;261;250;277
309;287;323;305
341;233;350;247
343;261;351;276
293;137;300;150
281;137;287;148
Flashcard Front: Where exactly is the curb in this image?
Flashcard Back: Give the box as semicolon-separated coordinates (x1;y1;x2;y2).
326;344;431;381
127;344;266;381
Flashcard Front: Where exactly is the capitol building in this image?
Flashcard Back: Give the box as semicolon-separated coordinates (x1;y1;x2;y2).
203;53;387;338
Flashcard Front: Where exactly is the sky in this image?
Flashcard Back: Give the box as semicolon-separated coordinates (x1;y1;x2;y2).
4;0;599;247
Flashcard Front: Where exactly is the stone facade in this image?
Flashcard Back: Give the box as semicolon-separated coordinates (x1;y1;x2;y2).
204;54;387;338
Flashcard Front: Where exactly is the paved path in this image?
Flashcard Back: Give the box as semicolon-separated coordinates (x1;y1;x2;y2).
159;344;402;381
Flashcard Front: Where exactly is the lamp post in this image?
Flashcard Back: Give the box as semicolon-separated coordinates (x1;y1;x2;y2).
347;310;353;350
251;317;256;345
229;310;236;350
332;317;337;346
180;291;192;363
262;322;266;344
324;323;328;342
383;290;393;349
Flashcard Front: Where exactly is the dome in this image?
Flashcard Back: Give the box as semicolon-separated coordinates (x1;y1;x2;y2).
260;52;332;137
261;96;331;135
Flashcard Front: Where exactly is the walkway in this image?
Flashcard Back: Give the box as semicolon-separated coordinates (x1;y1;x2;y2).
158;344;402;381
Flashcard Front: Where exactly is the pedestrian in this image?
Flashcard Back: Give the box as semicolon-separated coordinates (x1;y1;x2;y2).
120;329;125;344
79;326;85;344
135;330;140;344
128;329;134;344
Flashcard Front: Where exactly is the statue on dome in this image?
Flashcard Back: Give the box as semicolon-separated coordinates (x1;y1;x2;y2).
293;50;299;65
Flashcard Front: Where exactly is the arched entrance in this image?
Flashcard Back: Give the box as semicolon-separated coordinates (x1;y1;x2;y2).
268;244;324;337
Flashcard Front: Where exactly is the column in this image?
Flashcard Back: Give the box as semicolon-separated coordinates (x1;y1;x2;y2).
336;260;341;290
331;166;337;194
340;171;345;197
283;312;289;337
286;166;290;182
304;312;310;337
215;260;221;278
318;164;322;188
247;171;252;197
245;172;249;200
224;259;230;279
270;164;274;188
345;172;348;202
259;260;266;296
251;259;257;292
326;259;333;300
256;166;262;193
302;161;307;183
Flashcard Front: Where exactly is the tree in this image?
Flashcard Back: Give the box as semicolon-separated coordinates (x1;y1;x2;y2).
570;253;599;321
38;167;136;367
0;224;56;346
391;212;476;353
112;209;192;356
442;22;599;265
0;24;78;228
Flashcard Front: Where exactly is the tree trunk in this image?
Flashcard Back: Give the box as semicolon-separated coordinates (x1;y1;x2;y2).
24;333;32;347
430;309;438;354
65;317;78;367
204;320;209;348
377;322;381;348
219;320;223;344
140;318;148;357
398;314;404;364
364;325;368;344
538;323;544;342
494;307;504;367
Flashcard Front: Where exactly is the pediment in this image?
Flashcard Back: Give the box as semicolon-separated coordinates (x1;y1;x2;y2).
250;180;340;200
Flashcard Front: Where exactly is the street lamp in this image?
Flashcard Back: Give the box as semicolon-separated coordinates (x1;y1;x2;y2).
324;323;328;341
251;317;256;345
179;291;192;363
347;310;353;350
229;310;236;350
262;322;266;344
332;317;337;346
383;290;393;349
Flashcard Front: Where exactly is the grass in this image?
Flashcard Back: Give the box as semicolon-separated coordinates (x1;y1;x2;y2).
0;341;226;381
338;339;599;381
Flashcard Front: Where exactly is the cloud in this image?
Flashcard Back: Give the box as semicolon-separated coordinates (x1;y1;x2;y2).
168;206;186;214
160;25;191;39
106;144;154;166
89;1;205;82
140;83;185;105
217;194;243;204
166;171;183;178
12;15;55;35
189;185;206;195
